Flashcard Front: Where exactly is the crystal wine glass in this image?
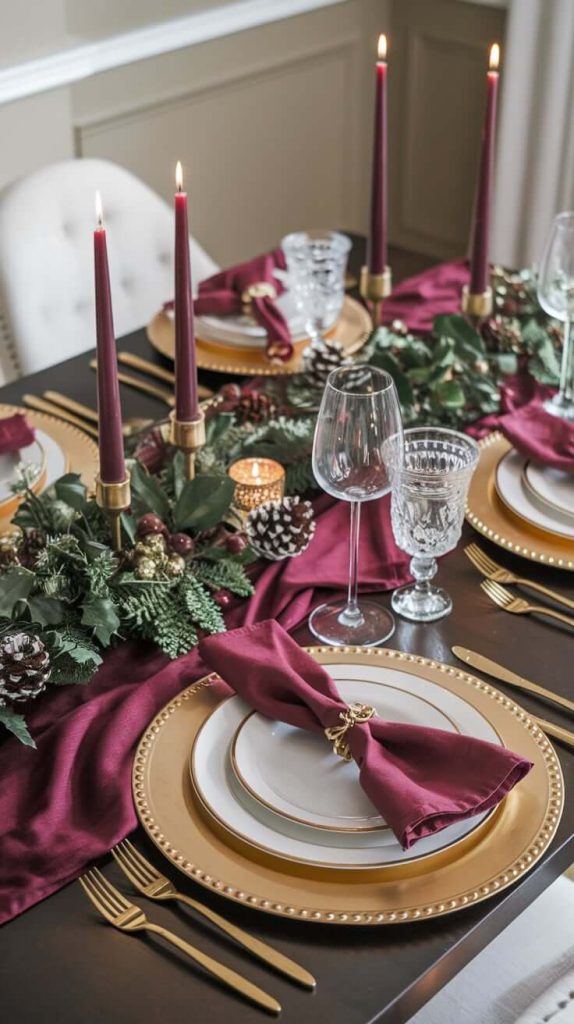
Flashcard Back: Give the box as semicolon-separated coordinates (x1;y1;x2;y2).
390;428;479;622
310;365;403;646
537;211;574;420
281;230;351;343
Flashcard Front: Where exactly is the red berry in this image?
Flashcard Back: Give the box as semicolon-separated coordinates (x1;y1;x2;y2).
213;589;232;608
169;532;195;556
136;513;166;537
225;533;247;554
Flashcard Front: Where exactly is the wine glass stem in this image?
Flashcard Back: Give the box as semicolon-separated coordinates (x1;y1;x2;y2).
559;317;573;401
343;499;362;624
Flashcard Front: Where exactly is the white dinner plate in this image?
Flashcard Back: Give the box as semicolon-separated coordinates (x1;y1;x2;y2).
523;461;574;522
496;449;574;541
190;664;500;870
195;288;337;349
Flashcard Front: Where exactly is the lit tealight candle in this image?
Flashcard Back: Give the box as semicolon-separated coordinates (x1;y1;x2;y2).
228;458;285;513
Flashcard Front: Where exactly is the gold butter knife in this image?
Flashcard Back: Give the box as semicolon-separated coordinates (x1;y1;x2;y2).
44;391;99;423
532;716;574;750
118;352;214;400
23;394;99;439
452;646;574;715
90;360;174;407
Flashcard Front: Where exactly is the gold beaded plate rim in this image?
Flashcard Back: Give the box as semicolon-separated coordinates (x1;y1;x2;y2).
146;296;371;376
465;433;574;572
132;646;564;926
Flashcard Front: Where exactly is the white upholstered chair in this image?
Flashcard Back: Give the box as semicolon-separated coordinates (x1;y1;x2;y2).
0;158;218;380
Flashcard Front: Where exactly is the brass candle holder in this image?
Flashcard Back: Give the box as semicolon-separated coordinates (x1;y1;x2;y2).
95;475;131;552
360;265;392;328
461;285;493;320
169;409;206;481
228;458;285;515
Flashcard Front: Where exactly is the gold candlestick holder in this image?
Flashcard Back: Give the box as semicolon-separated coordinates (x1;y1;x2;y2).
95;475;131;552
360;265;392;328
461;285;493;320
169;409;206;481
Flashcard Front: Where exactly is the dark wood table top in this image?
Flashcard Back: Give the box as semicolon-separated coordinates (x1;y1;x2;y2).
0;259;572;1024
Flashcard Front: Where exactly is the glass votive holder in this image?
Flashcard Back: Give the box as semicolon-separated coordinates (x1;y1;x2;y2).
228;458;285;513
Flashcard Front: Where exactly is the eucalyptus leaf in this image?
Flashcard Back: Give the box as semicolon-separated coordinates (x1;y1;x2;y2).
28;595;66;626
434;314;485;362
434;379;466;408
174;475;235;531
0;707;35;747
0;568;35;617
81;596;121;646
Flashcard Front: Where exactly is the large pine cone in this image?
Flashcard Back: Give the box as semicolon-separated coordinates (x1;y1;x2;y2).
302;338;351;389
246;496;316;561
0;633;50;704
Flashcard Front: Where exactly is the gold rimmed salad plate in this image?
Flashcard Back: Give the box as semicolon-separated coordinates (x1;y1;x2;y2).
133;647;563;926
495;449;574;542
147;296;371;376
466;433;574;571
522;461;574;523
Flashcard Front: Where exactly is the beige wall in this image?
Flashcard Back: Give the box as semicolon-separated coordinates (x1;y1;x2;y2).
0;0;508;267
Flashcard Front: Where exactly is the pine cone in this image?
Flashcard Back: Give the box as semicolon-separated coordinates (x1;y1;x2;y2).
0;632;50;704
302;338;351;390
18;528;45;569
236;389;277;425
246;496;316;561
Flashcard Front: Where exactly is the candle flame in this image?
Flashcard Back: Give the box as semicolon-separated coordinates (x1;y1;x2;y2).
377;34;387;61
176;160;183;192
95;190;103;227
251;460;260;479
489;43;500;71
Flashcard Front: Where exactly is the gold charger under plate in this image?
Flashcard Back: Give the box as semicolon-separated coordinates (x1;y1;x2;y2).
146;296;371;376
133;647;563;927
0;404;99;530
466;433;574;572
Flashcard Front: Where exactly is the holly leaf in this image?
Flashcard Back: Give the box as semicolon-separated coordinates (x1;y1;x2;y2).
0;706;35;747
28;595;66;626
81;595;121;646
174;475;235;531
434;314;485;362
54;473;88;510
120;512;137;546
0;568;35;617
129;462;171;522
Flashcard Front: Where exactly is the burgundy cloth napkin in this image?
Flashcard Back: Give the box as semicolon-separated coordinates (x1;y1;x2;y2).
0;414;35;455
199;620;533;850
382;260;468;333
165;248;293;363
0;493;410;926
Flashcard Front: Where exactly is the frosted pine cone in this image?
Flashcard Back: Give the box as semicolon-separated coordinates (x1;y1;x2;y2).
302;338;351;389
0;632;50;704
246;496;316;561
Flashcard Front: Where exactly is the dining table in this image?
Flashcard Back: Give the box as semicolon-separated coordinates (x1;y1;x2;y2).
0;239;572;1024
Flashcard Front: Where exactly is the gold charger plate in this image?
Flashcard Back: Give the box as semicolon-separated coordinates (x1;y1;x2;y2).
466;433;574;572
0;404;99;530
133;647;563;926
146;296;371;376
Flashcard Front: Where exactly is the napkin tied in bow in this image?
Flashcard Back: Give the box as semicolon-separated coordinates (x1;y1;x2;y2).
199;621;532;849
0;414;35;455
194;249;293;363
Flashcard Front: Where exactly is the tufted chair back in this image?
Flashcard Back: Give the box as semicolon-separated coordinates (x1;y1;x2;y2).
0;158;218;379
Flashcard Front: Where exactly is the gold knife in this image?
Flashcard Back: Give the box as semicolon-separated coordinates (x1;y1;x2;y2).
452;646;574;715
90;360;174;407
532;716;574;750
118;352;214;400
23;395;99;439
44;391;99;423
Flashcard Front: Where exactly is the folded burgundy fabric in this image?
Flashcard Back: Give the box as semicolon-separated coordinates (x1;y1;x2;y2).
382;260;468;333
0;414;35;455
498;403;574;471
199;620;533;850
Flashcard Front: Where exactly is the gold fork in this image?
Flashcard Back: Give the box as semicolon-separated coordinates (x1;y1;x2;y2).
481;579;574;628
113;840;314;989
79;867;280;1015
466;543;574;612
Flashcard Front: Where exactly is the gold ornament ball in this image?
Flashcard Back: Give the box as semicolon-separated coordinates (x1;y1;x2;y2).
166;554;186;577
135;556;157;580
142;533;167;554
0;528;22;552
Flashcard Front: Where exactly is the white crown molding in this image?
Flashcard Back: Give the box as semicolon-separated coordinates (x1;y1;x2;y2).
0;0;348;106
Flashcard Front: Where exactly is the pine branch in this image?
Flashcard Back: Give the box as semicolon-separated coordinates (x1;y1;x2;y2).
180;576;225;633
193;558;254;597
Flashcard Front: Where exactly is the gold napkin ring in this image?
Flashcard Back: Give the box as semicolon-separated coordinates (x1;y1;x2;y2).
241;281;278;315
324;703;376;762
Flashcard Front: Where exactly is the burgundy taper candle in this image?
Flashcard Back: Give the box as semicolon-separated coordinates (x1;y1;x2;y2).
94;192;125;484
367;34;388;276
469;43;500;294
174;161;199;421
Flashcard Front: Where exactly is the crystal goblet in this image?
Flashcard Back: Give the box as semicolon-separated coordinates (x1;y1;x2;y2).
281;230;351;343
390;427;479;622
